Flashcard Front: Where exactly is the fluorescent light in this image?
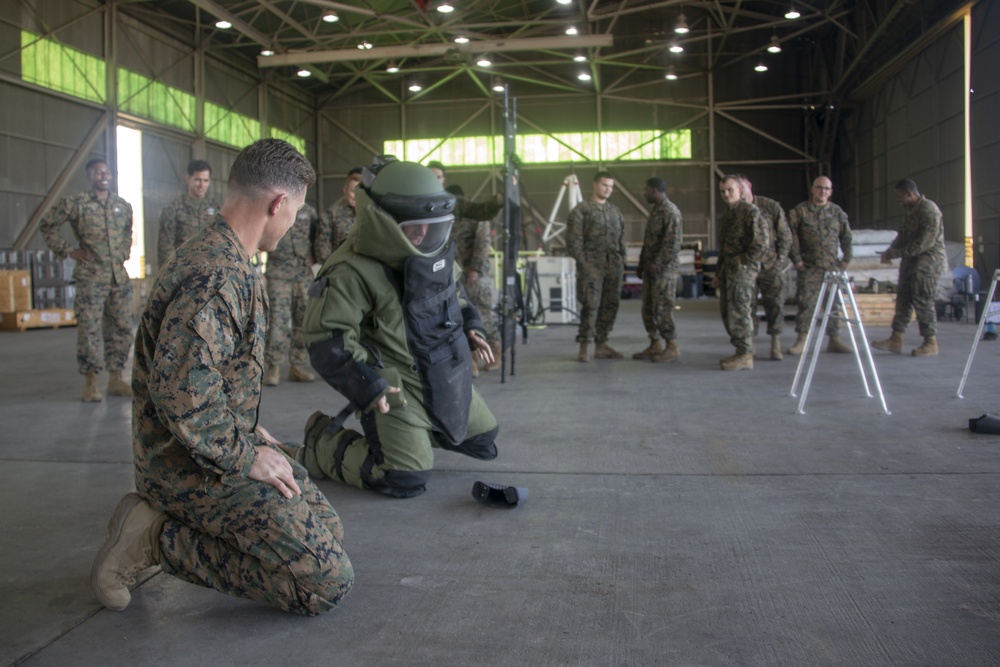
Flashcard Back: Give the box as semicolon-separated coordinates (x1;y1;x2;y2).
754;61;768;72
408;83;423;92
669;41;684;53
674;14;689;34
566;26;578;36
322;11;339;23
577;72;592;81
435;1;455;13
386;62;400;73
454;35;470;44
297;69;312;77
573;54;587;62
665;66;678;80
215;20;232;29
492;81;505;92
357;41;373;50
476;56;492;67
556;0;572;5
767;35;782;53
785;6;800;19
261;49;274;57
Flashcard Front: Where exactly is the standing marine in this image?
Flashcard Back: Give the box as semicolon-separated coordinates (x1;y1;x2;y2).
301;157;499;499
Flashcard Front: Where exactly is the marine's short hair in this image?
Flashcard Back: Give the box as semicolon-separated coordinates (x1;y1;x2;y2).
594;170;614;183
894;178;919;195
646;177;666;193
85;158;108;173
187;159;212;176
720;173;742;187
228;139;315;197
347;167;363;177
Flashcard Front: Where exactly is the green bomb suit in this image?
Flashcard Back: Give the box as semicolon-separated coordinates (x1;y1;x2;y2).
302;185;499;499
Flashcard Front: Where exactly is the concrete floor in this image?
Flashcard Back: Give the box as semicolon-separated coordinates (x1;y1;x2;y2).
2;298;999;667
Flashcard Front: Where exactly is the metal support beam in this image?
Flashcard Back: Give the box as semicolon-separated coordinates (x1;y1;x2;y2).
257;35;614;67
14;111;112;250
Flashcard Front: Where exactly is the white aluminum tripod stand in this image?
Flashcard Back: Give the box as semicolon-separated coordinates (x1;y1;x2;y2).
790;270;891;415
541;173;583;246
956;268;1000;398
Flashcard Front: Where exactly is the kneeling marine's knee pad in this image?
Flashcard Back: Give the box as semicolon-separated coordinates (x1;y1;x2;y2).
436;425;498;461
363;464;428;499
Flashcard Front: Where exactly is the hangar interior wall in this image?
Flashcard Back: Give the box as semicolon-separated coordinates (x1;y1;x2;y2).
970;0;1000;280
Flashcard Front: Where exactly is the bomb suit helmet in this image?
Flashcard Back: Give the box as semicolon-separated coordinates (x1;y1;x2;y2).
361;156;456;255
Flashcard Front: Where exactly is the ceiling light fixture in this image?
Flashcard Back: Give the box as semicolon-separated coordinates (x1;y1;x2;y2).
665;65;678;80
754;57;768;72
573;53;587;62
556;0;572;5
476;55;492;67
577;71;592;81
357;40;373;50
408;82;423;92
674;13;689;34
785;5;801;19
322;10;339;23
566;26;579;36
260;49;274;57
454;35;470;44
215;20;232;29
386;61;400;73
434;1;455;13
492;80;506;92
297;68;311;77
767;35;782;53
669;41;684;53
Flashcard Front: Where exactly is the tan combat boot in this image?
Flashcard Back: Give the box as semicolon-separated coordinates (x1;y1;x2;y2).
288;365;316;382
593;342;623;359
871;331;904;354
483;341;502;371
82;372;103;402
720;353;754;371
912;336;938;357
106;370;132;397
770;334;783;361
651;340;680;362
826;335;852;354
263;364;281;386
578;342;591;362
787;332;808;355
91;493;167;611
632;339;664;360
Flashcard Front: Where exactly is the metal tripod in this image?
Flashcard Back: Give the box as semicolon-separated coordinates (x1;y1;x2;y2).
540;173;583;248
790;270;891;415
956;268;1000;398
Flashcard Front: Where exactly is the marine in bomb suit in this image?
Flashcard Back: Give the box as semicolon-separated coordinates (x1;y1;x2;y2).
40;158;134;402
313;169;362;264
737;175;793;360
90;139;353;616
446;184;504;375
264;203;319;385
633;177;683;363
157;159;219;268
301;158;499;499
872;178;947;357
567;171;627;362
786;176;853;355
713;175;770;371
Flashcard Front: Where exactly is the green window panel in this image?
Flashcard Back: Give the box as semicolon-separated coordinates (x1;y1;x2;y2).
117;68;196;132
383;130;692;166
21;30;106;104
268;127;306;154
205;102;260;149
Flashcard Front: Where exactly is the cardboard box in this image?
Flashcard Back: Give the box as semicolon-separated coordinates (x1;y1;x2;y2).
0;270;32;312
0;308;77;332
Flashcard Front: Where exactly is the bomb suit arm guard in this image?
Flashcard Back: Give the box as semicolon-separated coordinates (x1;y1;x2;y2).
304;267;390;413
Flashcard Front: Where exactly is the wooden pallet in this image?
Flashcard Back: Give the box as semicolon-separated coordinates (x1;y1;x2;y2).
843;293;912;327
0;309;77;332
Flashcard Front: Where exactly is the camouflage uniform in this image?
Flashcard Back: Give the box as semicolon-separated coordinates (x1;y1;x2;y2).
313;198;355;264
637;197;683;343
40;190;134;375
888;196;946;337
751;196;792;336
567;200;626;344
157;193;220;268
266;204;318;368
451;196;503;345
717;201;770;355
133;215;352;615
788;200;852;334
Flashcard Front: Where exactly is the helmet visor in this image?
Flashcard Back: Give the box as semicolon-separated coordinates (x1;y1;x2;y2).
399;214;453;253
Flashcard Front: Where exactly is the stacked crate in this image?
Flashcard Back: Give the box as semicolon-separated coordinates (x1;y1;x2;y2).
0;250;77;332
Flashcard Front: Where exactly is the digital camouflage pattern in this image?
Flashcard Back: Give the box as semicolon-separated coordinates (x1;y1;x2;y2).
752;195;792;336
266;204;317;367
788;200;853;334
40;189;134;373
637;197;683;342
567;199;626;344
717;201;769;355
452;196;503;345
133;215;352;615
313;197;355;263
157;193;220;267
889;196;947;336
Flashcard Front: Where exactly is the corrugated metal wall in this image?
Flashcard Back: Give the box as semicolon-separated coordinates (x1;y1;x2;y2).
971;0;1000;279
